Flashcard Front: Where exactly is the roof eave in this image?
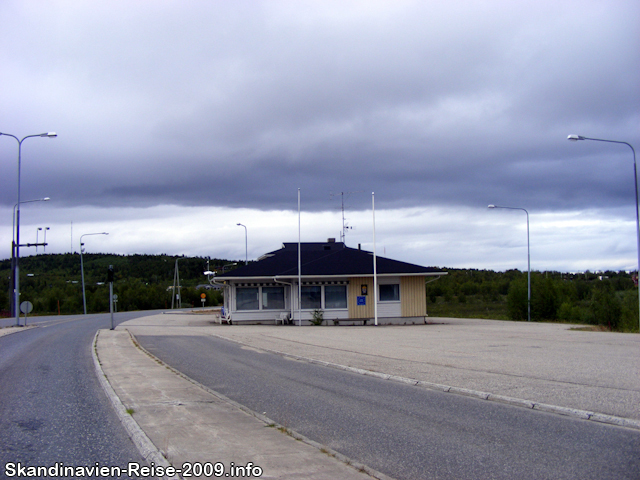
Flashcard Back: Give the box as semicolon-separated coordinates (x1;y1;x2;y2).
216;271;446;282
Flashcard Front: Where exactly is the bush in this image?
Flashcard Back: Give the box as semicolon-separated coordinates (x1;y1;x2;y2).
310;309;324;326
532;277;559;321
620;290;639;332
507;279;528;320
589;284;622;330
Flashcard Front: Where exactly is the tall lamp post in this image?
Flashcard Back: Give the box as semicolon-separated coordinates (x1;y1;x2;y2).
43;227;50;252
36;228;42;253
568;134;639;331
237;223;248;265
10;197;50;319
489;204;531;322
1;131;57;327
80;232;108;315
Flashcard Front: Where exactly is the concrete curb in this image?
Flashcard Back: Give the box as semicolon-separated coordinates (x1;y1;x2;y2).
127;330;396;480
91;330;182;480
207;332;640;432
0;325;37;338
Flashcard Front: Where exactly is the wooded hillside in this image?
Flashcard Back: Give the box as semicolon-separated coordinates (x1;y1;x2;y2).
1;254;637;332
0;253;234;315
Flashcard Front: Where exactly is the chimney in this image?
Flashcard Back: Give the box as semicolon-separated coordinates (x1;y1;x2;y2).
327;238;336;243
358;243;361;250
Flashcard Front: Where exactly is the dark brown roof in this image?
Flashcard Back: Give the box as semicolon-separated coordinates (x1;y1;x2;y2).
216;241;444;278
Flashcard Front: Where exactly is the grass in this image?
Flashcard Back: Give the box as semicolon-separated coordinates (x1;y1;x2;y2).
569;325;611;332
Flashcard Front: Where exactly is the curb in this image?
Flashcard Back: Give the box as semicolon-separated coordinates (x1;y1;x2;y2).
207;333;640;432
0;325;37;338
91;330;182;480
127;330;396;480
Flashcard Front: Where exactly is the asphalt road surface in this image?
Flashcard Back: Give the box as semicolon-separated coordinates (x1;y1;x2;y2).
138;334;640;480
0;312;158;479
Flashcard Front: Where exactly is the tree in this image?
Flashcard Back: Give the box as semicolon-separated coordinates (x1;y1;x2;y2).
532;277;559;321
507;279;527;320
589;284;622;330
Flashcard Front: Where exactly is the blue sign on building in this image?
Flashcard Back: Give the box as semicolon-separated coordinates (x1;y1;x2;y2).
357;296;366;306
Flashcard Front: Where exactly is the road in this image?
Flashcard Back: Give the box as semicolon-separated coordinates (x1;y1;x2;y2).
137;333;640;480
0;312;158;479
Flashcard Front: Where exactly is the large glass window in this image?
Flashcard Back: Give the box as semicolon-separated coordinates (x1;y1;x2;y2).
236;287;259;310
301;286;322;309
379;284;400;302
262;286;285;310
325;285;347;309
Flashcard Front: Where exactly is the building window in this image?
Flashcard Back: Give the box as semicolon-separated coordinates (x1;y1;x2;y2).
379;284;400;302
237;287;259;310
301;286;322;309
262;286;285;310
325;285;347;309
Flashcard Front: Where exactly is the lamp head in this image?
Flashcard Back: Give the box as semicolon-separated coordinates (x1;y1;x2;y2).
567;134;584;142
43;197;51;201
488;204;496;209
41;132;57;138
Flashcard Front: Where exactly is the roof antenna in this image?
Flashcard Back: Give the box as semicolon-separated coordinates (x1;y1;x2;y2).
330;191;362;244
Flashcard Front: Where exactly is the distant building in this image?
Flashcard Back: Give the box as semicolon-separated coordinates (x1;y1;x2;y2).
213;239;446;325
196;284;222;291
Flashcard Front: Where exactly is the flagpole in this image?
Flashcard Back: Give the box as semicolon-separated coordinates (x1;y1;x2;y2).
298;188;302;326
372;192;378;326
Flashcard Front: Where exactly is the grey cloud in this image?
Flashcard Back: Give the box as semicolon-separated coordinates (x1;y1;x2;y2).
1;0;638;220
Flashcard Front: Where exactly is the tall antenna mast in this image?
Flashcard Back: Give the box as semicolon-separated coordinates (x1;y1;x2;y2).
330;191;362;243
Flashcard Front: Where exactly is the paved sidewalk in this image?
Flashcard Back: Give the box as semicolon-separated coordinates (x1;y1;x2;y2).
95;328;383;480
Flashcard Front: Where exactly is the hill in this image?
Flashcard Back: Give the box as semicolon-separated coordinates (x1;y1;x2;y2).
0;253;238;315
1;255;637;332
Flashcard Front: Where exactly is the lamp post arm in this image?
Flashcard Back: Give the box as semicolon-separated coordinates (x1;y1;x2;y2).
488;204;531;322
569;135;639;331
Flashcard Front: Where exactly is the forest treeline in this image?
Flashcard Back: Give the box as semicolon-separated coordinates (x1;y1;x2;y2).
1;254;637;332
426;268;638;332
0;253;232;316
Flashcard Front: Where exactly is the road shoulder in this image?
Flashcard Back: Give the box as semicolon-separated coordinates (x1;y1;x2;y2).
94;328;388;480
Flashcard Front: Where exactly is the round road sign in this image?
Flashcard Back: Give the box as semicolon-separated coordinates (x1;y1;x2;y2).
20;301;33;314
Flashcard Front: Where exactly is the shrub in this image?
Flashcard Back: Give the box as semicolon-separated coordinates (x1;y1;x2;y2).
507;279;527;320
310;309;324;326
589;284;622;330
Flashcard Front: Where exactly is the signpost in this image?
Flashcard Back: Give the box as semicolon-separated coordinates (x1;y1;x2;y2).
108;265;114;330
201;293;206;310
20;301;33;326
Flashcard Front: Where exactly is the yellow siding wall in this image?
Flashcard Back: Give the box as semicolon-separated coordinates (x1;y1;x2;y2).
348;277;374;318
348;276;426;318
401;276;427;317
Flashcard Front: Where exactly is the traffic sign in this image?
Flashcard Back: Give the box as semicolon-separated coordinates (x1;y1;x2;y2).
200;293;206;299
20;301;33;314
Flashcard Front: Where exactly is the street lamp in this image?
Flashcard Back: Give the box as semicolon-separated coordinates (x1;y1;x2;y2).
10;197;50;319
44;227;50;252
36;228;42;253
80;232;108;315
237;223;248;265
568;134;639;331
489;204;531;322
1;131;57;327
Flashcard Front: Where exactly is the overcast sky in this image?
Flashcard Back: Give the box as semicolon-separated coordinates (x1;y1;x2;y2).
1;0;639;273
